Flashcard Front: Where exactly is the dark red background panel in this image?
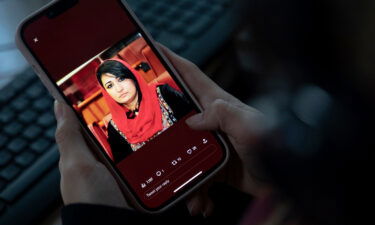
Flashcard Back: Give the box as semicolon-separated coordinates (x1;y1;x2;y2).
23;0;136;81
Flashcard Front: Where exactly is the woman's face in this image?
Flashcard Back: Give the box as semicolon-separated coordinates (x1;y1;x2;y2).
101;73;138;105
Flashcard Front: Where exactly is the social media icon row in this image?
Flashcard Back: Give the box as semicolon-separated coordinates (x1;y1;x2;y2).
187;145;199;155
156;169;165;177
171;157;182;166
141;138;209;189
141;175;155;189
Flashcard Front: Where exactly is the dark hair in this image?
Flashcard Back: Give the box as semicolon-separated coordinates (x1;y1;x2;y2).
96;60;142;104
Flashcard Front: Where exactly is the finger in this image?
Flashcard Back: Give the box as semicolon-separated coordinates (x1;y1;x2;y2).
186;99;266;141
203;197;214;218
158;44;234;108
186;187;214;217
186;195;202;217
54;101;97;166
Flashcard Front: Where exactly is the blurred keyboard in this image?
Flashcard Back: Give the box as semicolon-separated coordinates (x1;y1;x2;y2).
0;69;60;225
0;0;246;224
128;0;240;65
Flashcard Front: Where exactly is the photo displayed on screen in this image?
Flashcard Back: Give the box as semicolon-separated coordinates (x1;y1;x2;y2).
57;33;193;163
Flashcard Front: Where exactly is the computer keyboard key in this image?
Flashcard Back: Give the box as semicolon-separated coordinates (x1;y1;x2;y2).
3;122;23;136
37;112;56;127
0;145;59;203
138;0;152;10
192;2;211;13
139;11;155;24
207;4;224;18
144;24;160;38
185;16;214;38
0;109;15;123
157;32;188;53
0;152;12;167
0;88;16;104
45;127;57;140
7;138;27;154
0;165;21;181
26;83;45;99
15;152;36;168
180;11;199;25
168;21;185;33
33;96;53;112
151;2;168;13
18;110;38;124
0;135;8;148
11;98;30;112
10;71;36;91
163;7;180;20
31;138;51;154
126;0;140;7
152;17;169;29
0;200;5;214
177;0;194;9
23;125;43;140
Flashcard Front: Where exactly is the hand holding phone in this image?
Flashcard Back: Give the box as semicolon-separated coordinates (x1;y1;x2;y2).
55;46;269;216
17;0;233;213
55;101;129;209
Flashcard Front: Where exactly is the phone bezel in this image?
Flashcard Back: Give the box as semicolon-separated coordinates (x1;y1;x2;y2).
15;0;230;213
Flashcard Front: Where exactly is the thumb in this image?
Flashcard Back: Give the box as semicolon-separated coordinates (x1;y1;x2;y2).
186;99;234;131
186;99;267;141
186;187;214;217
54;101;97;165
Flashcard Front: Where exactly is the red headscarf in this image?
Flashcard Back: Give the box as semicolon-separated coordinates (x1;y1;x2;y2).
98;59;163;144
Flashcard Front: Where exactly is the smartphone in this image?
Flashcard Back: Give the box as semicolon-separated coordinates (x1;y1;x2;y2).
16;0;229;213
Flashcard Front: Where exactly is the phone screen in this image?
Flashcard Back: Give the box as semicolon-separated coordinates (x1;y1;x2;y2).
20;0;227;210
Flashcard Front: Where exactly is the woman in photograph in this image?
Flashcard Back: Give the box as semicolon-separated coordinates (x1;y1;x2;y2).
96;59;191;163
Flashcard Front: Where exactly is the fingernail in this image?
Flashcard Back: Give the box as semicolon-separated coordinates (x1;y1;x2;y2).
54;100;64;122
185;113;203;126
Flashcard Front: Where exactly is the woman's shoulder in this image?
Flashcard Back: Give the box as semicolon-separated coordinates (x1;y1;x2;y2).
108;119;125;136
156;83;171;93
156;84;191;119
156;84;182;99
107;119;118;134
